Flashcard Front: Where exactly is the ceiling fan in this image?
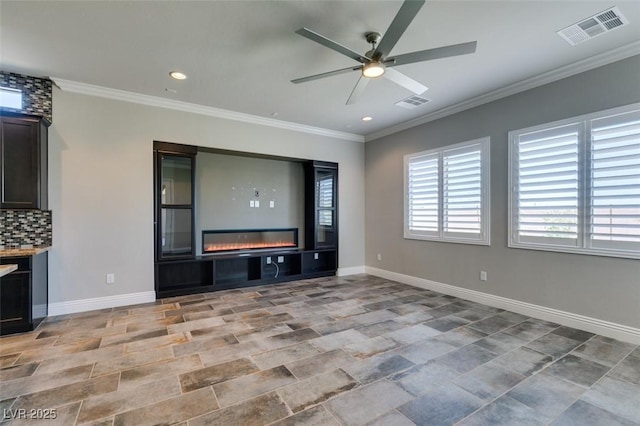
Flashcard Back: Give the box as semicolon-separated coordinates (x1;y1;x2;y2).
291;0;477;105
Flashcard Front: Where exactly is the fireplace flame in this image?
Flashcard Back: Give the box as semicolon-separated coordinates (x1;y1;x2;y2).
204;240;296;253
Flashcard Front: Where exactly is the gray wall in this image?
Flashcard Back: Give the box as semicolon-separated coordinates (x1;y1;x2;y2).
365;55;640;328
48;87;364;305
196;152;305;254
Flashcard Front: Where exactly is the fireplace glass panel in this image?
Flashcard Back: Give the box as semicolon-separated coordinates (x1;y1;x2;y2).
203;229;298;253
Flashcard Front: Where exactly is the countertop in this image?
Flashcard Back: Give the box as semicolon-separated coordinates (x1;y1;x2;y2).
0;264;18;277
0;247;50;258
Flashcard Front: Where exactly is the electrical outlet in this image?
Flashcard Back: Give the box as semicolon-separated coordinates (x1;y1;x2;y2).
266;257;271;264
249;200;255;208
277;256;284;263
480;271;487;281
377;253;382;261
106;273;115;284
314;253;319;260
270;200;274;208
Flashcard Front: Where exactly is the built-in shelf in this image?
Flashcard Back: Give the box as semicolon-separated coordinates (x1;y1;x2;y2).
156;249;336;298
302;250;337;274
153;142;338;298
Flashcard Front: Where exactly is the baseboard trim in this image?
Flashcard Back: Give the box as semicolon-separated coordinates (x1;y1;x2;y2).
48;291;157;316
337;266;366;277
365;266;640;345
33;304;48;319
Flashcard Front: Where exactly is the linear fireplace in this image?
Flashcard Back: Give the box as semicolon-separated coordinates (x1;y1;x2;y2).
202;228;298;254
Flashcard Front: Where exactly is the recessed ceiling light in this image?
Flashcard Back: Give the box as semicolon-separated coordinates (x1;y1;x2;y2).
362;116;373;122
169;71;187;80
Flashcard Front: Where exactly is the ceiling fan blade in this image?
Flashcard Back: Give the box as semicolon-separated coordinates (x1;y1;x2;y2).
346;76;370;105
373;0;425;58
291;65;361;84
386;41;477;67
383;68;428;94
295;27;369;63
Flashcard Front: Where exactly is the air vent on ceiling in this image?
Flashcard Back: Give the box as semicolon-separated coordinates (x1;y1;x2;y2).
557;7;628;46
395;95;430;109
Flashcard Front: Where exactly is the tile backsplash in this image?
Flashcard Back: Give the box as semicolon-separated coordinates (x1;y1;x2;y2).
0;210;52;248
0;71;53;122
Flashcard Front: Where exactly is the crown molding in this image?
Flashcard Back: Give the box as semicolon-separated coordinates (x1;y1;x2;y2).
365;41;640;142
51;41;639;144
50;78;365;143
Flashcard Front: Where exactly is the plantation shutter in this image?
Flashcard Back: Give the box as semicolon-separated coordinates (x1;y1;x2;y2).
443;144;483;239
588;110;640;253
512;123;581;247
406;152;439;236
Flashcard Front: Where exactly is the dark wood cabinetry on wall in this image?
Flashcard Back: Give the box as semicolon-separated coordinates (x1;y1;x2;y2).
153;144;339;299
305;161;338;251
0;113;49;209
0;253;48;335
154;141;197;261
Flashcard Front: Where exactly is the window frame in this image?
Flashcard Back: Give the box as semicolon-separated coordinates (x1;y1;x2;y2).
404;137;491;246
508;103;640;259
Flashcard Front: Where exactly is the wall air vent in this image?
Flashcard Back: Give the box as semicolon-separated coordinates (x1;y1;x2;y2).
557;7;628;46
395;95;430;109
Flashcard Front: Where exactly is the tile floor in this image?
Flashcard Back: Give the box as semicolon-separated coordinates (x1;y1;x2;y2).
1;274;639;425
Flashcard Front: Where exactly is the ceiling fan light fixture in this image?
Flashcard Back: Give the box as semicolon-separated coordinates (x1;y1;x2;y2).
362;61;385;78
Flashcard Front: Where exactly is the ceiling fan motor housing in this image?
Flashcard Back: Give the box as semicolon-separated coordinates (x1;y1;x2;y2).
365;32;383;59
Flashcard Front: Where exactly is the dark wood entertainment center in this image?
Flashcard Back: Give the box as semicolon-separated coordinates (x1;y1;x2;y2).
153;141;338;298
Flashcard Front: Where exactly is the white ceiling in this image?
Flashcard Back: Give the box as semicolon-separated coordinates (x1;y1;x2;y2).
1;1;639;140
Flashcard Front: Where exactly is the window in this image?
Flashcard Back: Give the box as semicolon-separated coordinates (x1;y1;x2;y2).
0;87;22;109
404;137;490;245
509;104;640;259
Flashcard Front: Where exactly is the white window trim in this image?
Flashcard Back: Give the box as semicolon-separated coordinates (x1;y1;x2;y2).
404;137;490;246
508;103;640;260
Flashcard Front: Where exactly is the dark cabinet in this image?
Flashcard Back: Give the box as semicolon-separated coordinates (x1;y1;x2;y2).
0;113;49;209
0;269;30;331
305;161;338;250
0;253;48;335
156;249;335;298
302;250;337;274
154;142;197;261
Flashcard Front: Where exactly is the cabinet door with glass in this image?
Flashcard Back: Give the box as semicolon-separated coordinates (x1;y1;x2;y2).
305;161;338;250
154;143;196;260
